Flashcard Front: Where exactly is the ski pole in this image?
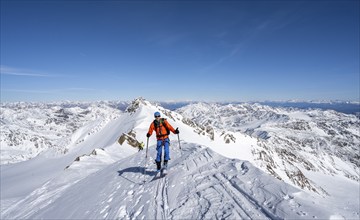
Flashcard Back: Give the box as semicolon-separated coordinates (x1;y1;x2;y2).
145;137;149;158
144;137;149;180
177;133;181;150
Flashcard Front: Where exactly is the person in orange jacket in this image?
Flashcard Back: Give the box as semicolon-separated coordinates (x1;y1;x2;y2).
147;111;179;171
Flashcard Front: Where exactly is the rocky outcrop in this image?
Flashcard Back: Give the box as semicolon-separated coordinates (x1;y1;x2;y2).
118;130;143;149
125;97;147;113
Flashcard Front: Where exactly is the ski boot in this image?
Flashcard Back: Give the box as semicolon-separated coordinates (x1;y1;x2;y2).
162;160;168;176
156;161;161;172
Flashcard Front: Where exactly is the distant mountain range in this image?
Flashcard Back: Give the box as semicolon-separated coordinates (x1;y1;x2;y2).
160;100;360;116
1;98;359;219
177;102;359;194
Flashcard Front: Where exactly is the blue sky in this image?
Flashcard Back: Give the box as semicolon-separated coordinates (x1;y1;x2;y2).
1;0;359;102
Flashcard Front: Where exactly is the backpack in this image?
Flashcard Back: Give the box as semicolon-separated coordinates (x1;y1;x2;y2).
153;118;170;137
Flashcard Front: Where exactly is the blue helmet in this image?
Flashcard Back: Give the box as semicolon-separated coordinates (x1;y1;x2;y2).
154;111;161;117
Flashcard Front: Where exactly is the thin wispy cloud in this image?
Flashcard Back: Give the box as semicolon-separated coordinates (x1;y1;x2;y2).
1;88;97;94
199;43;243;73
1;1;357;102
0;66;64;77
200;7;301;74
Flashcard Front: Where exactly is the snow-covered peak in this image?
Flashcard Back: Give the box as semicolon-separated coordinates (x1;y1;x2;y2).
178;102;360;194
1;99;359;219
125;97;150;113
0;102;125;164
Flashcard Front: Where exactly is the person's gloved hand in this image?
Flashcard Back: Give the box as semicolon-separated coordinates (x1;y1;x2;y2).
175;128;179;134
138;142;144;151
146;133;151;138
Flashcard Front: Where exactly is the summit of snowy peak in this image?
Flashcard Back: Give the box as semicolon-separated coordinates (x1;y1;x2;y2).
125;97;152;113
2;101;360;220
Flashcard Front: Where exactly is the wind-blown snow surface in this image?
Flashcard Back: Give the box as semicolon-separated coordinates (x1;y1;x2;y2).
1;143;336;219
1;98;359;219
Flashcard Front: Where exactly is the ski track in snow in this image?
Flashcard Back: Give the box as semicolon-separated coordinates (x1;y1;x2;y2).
1;141;352;219
2;99;359;220
166;145;278;220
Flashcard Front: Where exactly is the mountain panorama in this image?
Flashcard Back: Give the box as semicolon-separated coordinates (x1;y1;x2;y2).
1;98;359;219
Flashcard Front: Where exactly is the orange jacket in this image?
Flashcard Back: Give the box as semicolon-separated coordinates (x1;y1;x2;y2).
147;118;176;140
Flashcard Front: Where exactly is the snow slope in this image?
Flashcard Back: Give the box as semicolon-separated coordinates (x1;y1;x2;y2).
177;102;360;194
1;98;359;219
0;101;128;164
2;142;345;219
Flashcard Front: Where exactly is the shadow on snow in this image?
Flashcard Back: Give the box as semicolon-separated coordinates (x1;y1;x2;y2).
117;166;158;185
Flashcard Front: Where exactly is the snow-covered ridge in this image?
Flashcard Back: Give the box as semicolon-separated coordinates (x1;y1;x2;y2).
0;101;128;164
3;142;358;219
1;98;359;219
177;102;360;194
